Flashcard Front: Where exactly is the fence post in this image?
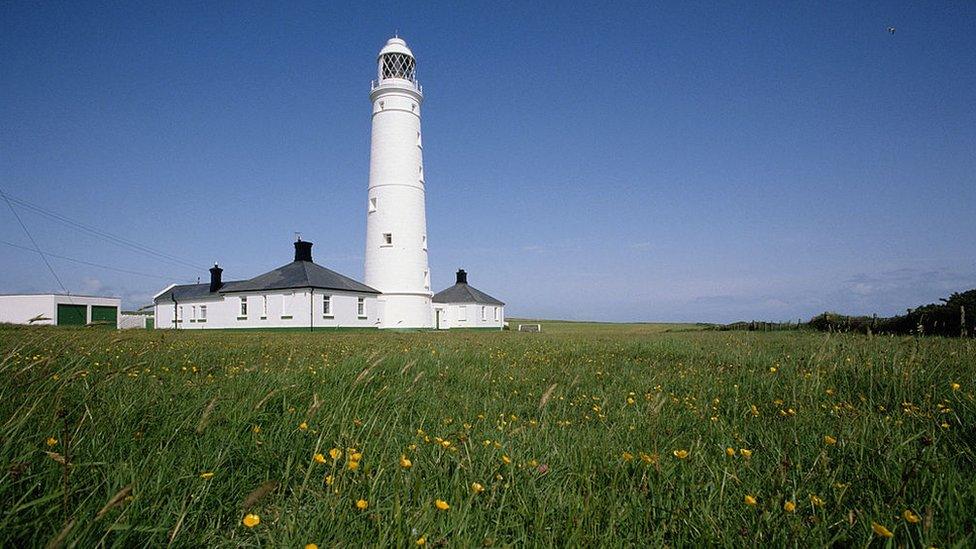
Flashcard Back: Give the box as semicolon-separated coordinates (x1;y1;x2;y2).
962;305;967;338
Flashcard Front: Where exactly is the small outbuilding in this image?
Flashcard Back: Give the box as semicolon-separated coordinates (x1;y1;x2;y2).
432;270;505;330
0;294;121;328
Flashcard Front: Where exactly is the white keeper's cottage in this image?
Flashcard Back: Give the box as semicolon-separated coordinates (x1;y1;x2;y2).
152;36;506;330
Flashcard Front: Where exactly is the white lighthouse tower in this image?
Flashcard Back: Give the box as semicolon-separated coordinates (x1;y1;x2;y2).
364;37;433;328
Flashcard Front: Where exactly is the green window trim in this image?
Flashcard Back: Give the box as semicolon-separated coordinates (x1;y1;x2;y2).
280;315;294;320
236;316;247;321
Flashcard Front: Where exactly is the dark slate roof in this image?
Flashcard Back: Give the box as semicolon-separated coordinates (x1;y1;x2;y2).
219;261;380;294
432;283;505;305
154;282;243;302
153;261;379;303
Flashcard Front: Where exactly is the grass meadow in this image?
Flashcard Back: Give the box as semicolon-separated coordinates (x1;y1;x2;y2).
0;322;973;547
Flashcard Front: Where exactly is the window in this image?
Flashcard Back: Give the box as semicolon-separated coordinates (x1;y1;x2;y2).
323;294;332;316
357;297;365;317
458;305;466;321
200;305;207;320
417;131;422;148
382;233;393;246
369;197;377;213
424;269;430;290
178;306;183;322
262;295;268;318
240;297;248;317
422;234;427;250
191;305;196;321
481;306;486;321
494;307;499;321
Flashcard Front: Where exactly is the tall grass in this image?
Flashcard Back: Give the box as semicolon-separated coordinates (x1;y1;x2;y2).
0;325;973;546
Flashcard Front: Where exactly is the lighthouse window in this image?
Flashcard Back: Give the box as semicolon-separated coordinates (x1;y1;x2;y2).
494;307;499;321
239;298;247;318
382;233;393;246
357;297;366;317
417;132;422;148
481;306;486;321
422;234;427;250
369;197;377;213
322;294;332;316
458;305;467;321
200;305;207;320
424;269;430;290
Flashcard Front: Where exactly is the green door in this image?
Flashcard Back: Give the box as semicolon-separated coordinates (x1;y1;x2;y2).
146;318;154;330
91;306;118;327
57;304;87;326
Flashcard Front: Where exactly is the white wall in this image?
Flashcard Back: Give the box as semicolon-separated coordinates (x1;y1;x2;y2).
434;303;504;330
154;289;379;330
0;295;121;327
0;295;54;325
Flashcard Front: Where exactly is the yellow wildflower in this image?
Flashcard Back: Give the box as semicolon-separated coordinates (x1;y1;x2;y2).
299;422;308;431
725;447;735;457
621;451;634;462
639;452;656;464
784;500;796;513
501;455;512;465
347;459;360;471
325;475;334;486
824;435;837;445
242;513;260;527
471;482;484;494
350;452;363;461
744;495;757;507
416;536;427;546
46;437;58;447
355;499;368;510
810;494;825;507
251;425;261;434
750;404;759;416
903;509;920;523
399;455;413;469
673;450;689;460
199;472;215;479
305;545;318;549
871;521;893;538
435;499;450;511
951;382;960;391
740;448;753;458
313;453;326;464
329;447;342;460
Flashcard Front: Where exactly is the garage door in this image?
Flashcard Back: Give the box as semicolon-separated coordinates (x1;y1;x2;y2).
57;304;87;326
91;306;118;327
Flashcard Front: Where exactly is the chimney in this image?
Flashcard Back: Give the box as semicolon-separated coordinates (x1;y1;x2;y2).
456;269;467;285
294;239;313;262
209;263;223;292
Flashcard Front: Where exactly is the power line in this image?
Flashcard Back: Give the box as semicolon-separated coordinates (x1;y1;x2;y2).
0;188;71;294
0;239;184;282
2;191;207;273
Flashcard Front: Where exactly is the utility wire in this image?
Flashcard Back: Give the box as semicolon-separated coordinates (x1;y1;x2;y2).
0;188;71;294
2;192;207;273
0;239;183;282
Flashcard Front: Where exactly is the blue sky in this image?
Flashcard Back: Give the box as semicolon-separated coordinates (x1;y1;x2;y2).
2;1;974;322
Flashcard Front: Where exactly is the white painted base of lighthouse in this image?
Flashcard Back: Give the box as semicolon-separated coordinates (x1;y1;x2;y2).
376;293;433;329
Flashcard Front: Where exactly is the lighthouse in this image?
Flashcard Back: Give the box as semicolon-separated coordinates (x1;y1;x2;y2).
364;37;434;328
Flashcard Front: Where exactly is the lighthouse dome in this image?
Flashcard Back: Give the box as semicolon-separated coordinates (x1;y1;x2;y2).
378;37;414;59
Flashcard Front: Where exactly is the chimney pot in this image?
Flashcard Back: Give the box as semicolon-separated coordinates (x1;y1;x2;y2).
294;240;314;262
456;269;467;285
209;263;223;292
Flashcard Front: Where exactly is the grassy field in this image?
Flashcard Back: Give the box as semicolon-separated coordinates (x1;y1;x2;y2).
0;324;973;547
